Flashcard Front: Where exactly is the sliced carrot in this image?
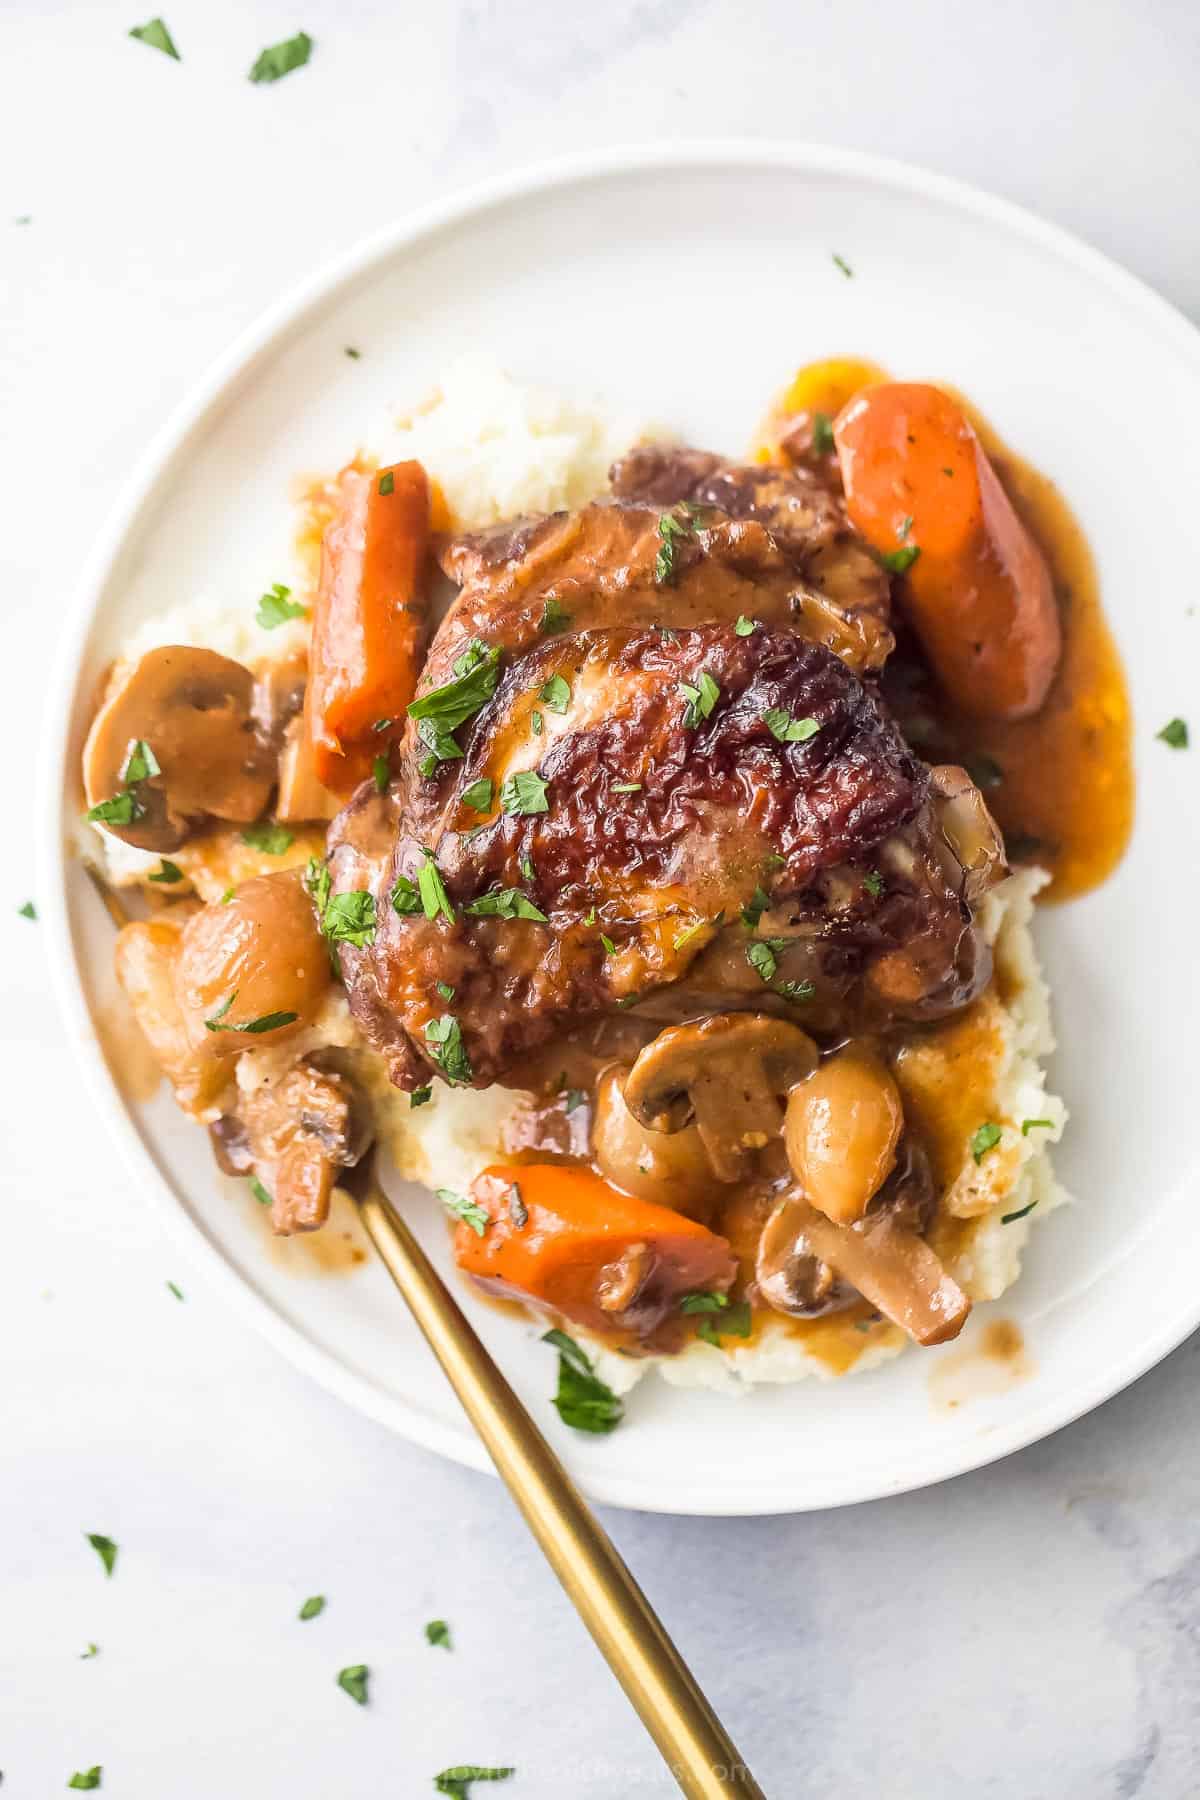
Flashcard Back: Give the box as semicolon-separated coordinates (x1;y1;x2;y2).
303;459;431;795
454;1164;736;1337
834;383;1061;719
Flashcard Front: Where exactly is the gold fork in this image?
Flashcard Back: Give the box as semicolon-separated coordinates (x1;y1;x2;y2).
90;866;764;1798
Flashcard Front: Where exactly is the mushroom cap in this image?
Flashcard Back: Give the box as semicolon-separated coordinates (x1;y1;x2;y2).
83;646;276;851
622;1013;818;1182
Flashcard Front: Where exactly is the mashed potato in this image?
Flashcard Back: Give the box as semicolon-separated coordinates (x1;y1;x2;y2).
99;358;1068;1388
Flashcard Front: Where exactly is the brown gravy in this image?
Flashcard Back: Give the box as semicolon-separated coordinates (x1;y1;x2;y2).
927;1317;1033;1410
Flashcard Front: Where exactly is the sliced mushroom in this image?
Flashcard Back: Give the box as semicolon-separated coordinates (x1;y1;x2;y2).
623;1014;818;1183
756;1191;970;1345
276;716;338;824
83;646;276;851
211;1057;372;1235
755;1193;855;1318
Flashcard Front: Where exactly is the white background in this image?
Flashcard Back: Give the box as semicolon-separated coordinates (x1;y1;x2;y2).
4;3;1200;1795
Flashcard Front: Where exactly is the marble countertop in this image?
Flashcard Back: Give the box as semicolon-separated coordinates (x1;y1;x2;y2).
3;2;1199;1794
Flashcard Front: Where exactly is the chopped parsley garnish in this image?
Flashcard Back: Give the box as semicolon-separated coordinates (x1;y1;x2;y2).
678;670;720;728
249;1177;272;1207
542;1330;623;1434
410;1086;433;1108
463;887;547;922
507;1183;528;1229
425;1619;452;1650
777;979;816;1003
87;789;142;826
67;1769;102;1791
611;781;642;793
971;1122;1003;1164
530;709;543;736
121;738;160;783
129;17;179;58
1021;1117;1054;1135
461;778;494;811
148;859;183;883
897;514;913;540
166;1280;183;1301
255;582;305;629
418;852;456;923
220;887;235;904
437;1187;490;1236
672;914;719;957
880;544;921;575
965;753;1004;790
18;899;37;918
336;1663;369;1705
741;886;770;929
377;469;394;495
434;1769;515;1798
655;507;701;586
1002;1200;1038;1224
307;860;377;948
299;1595;325;1621
500;769;549;815
763;708;820;744
425;1014;472;1085
1158;716;1189;749
811;411;836;456
373;753;389;792
862;871;885;899
391;873;421;915
539;673;571;712
409;643;501;770
539;597;571;634
520;855;535;881
240;821;293;855
832;253;854;278
373;717;392;732
747;938;788;984
563;1089;586;1115
734;614;756;636
345;346;361;359
583;905;597;926
679;1291;729;1315
81;1642;100;1659
203;991;299;1035
86;1533;117;1578
600;933;617;956
696;1299;752;1346
436;981;455;1001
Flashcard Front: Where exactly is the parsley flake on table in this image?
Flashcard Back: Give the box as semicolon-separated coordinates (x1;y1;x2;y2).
763;708;819;744
500;769;549;815
249;30;313;83
18;899;36;919
80;1642;100;1660
240;821;293;855
542;1329;623;1434
298;1595;325;1621
971;1121;1003;1163
86;1533;117;1578
425;1618;452;1650
425;1015;473;1085
344;346;361;359
832;253;854;278
166;1280;183;1301
1157;716;1189;748
437;1187;489;1236
129;17;179;58
67;1769;102;1791
434;1769;515;1798
336;1663;369;1705
255;581;305;629
678;670;720;728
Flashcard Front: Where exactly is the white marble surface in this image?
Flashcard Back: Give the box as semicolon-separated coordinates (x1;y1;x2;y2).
3;2;1199;1794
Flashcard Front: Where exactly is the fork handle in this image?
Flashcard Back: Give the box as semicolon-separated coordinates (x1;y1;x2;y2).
359;1189;765;1800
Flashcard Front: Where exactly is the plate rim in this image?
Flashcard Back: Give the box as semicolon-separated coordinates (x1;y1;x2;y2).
37;138;1200;1515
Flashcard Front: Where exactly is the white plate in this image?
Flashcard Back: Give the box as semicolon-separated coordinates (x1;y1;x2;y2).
40;144;1200;1515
